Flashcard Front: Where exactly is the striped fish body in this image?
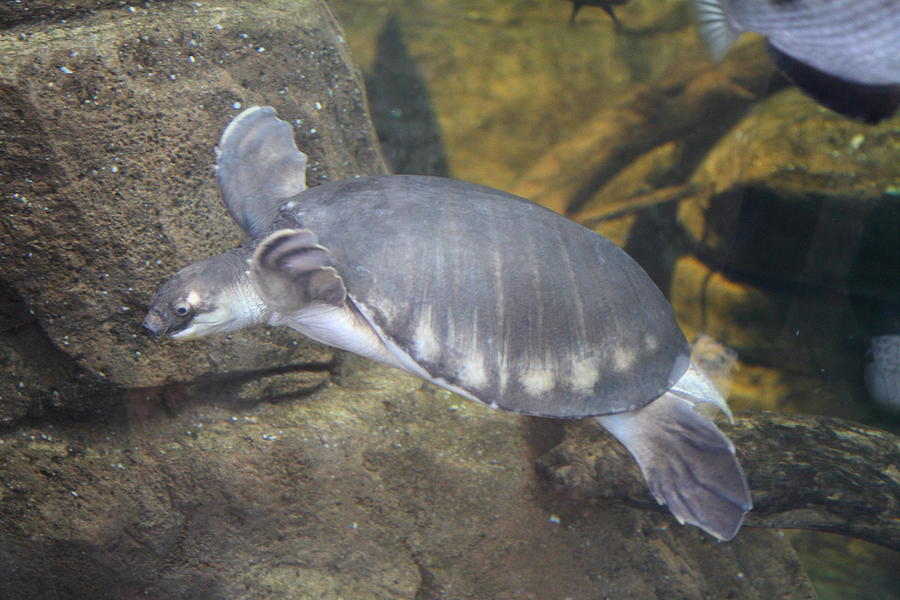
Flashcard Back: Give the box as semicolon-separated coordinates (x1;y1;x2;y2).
694;0;900;122
718;0;900;86
274;175;690;419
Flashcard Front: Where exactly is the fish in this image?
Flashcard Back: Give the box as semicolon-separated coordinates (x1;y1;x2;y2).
865;334;900;412
568;0;630;28
691;0;900;123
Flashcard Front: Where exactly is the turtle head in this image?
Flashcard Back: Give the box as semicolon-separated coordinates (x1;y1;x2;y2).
143;249;269;341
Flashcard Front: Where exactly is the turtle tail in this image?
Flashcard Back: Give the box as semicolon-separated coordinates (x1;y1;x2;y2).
594;379;751;541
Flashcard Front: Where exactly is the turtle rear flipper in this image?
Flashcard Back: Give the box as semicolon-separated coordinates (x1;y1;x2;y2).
596;383;751;541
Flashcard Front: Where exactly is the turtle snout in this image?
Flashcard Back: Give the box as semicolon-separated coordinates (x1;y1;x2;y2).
142;311;168;341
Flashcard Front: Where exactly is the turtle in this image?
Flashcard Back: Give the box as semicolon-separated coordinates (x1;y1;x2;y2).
143;106;752;541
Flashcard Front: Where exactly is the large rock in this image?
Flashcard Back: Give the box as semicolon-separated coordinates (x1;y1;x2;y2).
671;92;900;416
678;90;899;295
0;0;386;422
0;357;817;599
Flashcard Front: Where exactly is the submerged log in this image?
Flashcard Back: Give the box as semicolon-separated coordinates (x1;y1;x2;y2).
513;39;788;216
536;410;900;551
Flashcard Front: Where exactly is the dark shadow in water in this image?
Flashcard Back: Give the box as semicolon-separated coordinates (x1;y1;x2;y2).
523;417;568;463
621;202;684;302
110;354;337;438
365;12;450;176
0;281;120;430
0;537;226;600
848;199;900;336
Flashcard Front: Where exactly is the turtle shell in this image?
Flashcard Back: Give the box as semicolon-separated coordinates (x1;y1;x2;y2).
272;175;690;418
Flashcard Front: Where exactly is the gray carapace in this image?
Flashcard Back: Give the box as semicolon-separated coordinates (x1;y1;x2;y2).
144;106;752;541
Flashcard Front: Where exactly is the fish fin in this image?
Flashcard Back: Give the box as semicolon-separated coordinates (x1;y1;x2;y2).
602;6;623;30
569;2;580;24
595;386;751;541
250;229;347;313
767;43;900;124
691;0;741;62
215;106;308;239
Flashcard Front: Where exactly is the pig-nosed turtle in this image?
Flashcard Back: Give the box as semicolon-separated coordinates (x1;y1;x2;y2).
143;106;752;540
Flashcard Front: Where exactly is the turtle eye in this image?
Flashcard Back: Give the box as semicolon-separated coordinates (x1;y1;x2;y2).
173;302;192;317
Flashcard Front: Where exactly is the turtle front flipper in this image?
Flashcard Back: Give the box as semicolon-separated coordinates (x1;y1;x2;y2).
216;106;308;239
250;229;347;313
595;366;752;541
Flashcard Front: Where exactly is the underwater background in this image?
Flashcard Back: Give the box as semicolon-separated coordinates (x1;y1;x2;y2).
344;1;900;594
330;2;900;595
0;0;897;598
